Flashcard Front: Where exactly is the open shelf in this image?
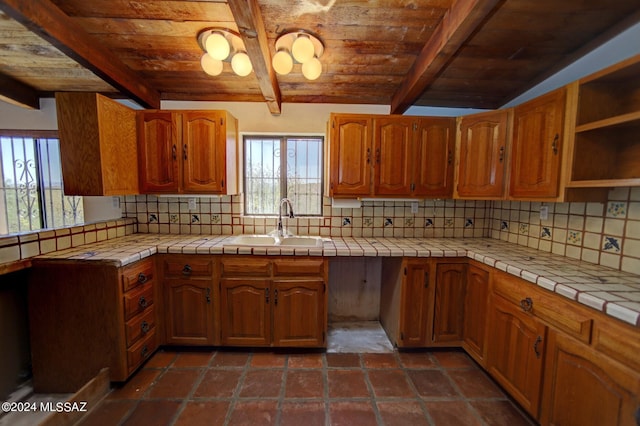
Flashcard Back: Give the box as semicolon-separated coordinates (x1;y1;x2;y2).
575;111;640;133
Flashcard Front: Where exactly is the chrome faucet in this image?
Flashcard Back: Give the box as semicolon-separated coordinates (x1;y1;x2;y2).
277;198;295;237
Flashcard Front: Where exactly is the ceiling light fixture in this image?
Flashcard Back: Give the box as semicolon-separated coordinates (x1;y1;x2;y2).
197;28;253;77
272;30;324;80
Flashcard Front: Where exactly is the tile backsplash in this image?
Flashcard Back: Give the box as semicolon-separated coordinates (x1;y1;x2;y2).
489;187;640;275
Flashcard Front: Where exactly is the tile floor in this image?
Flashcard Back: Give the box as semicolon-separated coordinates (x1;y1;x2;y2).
76;348;535;426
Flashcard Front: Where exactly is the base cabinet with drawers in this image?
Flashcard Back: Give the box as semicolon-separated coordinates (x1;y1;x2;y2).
28;258;158;392
219;256;328;348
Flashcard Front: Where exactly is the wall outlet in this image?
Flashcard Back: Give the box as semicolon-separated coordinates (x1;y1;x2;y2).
540;205;549;221
411;201;419;214
188;198;197;211
112;196;120;209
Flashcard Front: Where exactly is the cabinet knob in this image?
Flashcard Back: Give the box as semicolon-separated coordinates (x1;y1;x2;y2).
520;297;533;312
182;264;192;275
137;273;148;284
499;146;505;162
141;320;150;334
141;345;150;359
172;144;177;160
183;143;188;160
138;296;148;309
366;148;371;164
552;134;559;155
274;289;278;306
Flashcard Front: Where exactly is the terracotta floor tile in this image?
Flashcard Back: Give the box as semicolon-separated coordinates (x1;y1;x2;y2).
144;349;177;369
408;369;460;398
285;370;325;398
326;353;361;368
77;400;135;426
377;401;430;426
425;401;483;426
470;400;534;426
398;351;437;368
122;400;181;426
362;353;400;368
239;369;284;398
227;400;278;426
147;369;202;399
194;369;242;398
448;368;506;398
329;401;378;426
173;401;229;426
287;352;324;368
250;352;287;368
280;401;326;426
172;351;215;368
108;369;161;400
211;351;250;367
327;370;370;398
432;350;476;369
368;369;416;398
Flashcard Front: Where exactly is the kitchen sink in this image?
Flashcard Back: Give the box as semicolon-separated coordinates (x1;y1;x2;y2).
226;235;325;248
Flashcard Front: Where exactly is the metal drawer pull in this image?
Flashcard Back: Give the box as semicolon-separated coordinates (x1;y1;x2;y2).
139;296;148;309
141;345;149;359
137;273;148;284
520;297;533;312
182;264;192;275
534;336;542;359
141;321;150;334
274;289;278;306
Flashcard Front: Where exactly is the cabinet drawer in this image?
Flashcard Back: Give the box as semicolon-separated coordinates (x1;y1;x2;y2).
123;282;154;321
164;257;214;278
125;306;156;347
493;271;592;343
127;329;157;374
592;318;640;372
273;258;325;276
122;258;155;292
221;257;271;276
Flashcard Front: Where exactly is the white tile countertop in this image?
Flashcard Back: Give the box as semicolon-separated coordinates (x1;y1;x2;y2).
34;234;640;327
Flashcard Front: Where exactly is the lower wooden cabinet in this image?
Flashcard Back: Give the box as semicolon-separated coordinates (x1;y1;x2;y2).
28;258;158;392
219;256;328;348
541;329;640;426
161;255;218;346
487;293;547;418
380;257;467;348
462;262;490;366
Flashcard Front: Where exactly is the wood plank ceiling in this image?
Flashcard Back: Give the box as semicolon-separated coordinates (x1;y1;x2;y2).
0;0;638;114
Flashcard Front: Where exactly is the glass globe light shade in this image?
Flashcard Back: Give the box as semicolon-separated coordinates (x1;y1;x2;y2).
205;32;230;60
231;52;253;76
291;35;315;63
301;56;322;80
272;50;293;75
200;53;223;76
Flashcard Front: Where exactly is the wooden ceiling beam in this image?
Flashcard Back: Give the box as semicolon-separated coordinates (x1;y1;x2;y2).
0;0;161;108
390;0;502;114
227;0;282;115
0;72;40;109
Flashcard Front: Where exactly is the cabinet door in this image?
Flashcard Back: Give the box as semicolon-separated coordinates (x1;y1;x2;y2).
510;88;566;199
373;117;412;195
181;111;226;193
487;294;546;418
138;111;180;193
463;264;489;365
272;280;326;347
541;330;640;426
399;260;431;347
457;110;509;198
220;279;271;346
165;280;215;345
413;118;455;197
432;262;466;344
329;115;373;196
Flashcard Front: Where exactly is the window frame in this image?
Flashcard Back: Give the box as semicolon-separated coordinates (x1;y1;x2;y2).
242;134;324;217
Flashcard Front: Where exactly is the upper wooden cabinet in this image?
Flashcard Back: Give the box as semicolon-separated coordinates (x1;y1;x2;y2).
509;88;566;200
327;114;455;198
137;110;238;194
56;92;138;196
455;109;511;199
327;114;373;196
564;54;640;195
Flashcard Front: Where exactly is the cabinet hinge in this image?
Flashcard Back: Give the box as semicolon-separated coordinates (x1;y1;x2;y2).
220;118;224;125
400;332;404;341
221;179;224;188
404;267;407;276
332;120;335;129
413;123;417;131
